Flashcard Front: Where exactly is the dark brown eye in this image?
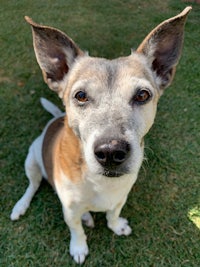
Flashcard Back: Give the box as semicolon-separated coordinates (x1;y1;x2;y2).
133;89;152;104
75;91;88;103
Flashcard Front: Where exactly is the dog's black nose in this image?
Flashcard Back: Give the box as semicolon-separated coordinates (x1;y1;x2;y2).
94;139;131;168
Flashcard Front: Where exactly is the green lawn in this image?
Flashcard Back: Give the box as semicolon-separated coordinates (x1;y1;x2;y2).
0;0;199;266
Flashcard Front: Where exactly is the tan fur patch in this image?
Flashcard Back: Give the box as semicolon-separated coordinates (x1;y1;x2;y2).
55;117;86;183
42;117;65;188
42;116;85;187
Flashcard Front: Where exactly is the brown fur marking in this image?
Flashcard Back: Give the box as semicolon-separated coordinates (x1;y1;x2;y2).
57;117;86;183
42;117;65;188
42;116;85;187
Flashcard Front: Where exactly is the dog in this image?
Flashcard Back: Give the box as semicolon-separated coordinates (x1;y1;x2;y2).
10;7;191;264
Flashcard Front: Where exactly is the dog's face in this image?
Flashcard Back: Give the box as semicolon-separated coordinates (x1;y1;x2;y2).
63;55;159;176
25;7;191;177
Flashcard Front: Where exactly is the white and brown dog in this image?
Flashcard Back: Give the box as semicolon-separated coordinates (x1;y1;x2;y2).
11;7;191;264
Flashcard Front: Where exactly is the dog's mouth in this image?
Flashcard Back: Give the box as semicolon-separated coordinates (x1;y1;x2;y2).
102;168;129;178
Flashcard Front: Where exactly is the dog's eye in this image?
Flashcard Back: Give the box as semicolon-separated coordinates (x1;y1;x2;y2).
133;89;152;104
75;91;88;103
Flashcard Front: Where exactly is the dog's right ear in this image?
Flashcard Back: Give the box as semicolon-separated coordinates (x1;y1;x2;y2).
136;7;192;90
25;16;85;98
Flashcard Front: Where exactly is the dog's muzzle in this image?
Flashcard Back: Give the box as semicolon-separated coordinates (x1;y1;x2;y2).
94;139;131;177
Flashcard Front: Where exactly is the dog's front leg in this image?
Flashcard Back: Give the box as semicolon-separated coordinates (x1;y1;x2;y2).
106;197;132;236
63;207;89;264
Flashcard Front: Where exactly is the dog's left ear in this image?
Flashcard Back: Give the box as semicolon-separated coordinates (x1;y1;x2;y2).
25;16;85;98
136;7;192;90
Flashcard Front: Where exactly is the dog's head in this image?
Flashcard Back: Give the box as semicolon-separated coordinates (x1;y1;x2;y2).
25;7;191;177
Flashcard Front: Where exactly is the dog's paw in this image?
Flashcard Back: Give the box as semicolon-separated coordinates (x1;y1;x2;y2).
108;217;132;236
81;212;94;228
70;240;89;264
10;199;29;221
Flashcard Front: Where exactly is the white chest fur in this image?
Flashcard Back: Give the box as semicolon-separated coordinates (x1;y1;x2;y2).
55;170;138;213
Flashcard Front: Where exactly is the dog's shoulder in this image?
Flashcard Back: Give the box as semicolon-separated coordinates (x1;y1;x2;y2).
42;116;65;187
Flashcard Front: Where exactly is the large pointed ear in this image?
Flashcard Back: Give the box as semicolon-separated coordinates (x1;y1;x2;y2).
136;7;192;90
25;16;85;98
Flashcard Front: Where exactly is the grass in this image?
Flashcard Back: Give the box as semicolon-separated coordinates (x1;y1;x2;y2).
0;0;199;266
